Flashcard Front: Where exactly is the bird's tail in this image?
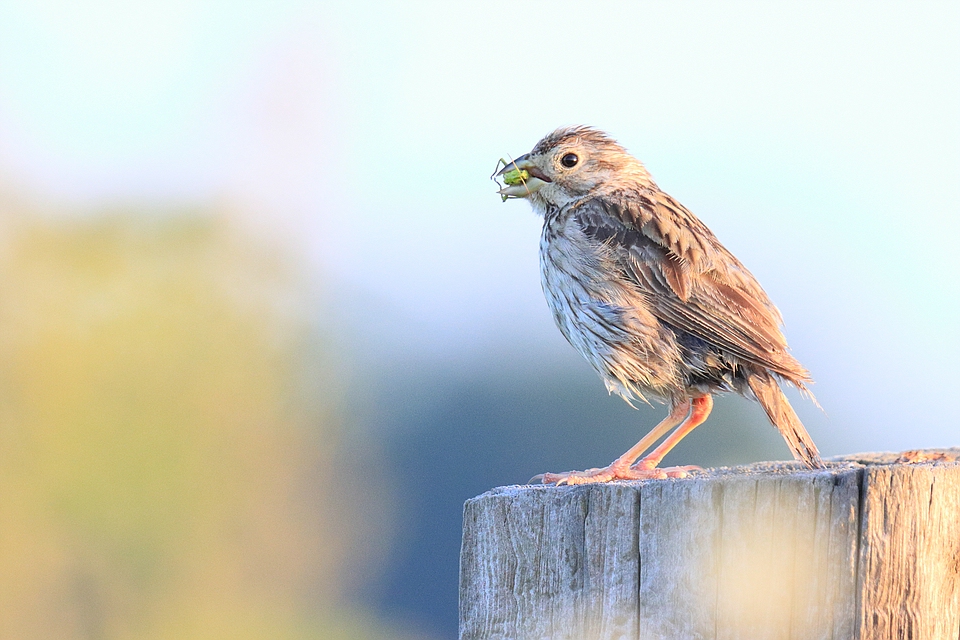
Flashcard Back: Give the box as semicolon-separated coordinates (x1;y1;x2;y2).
748;375;824;469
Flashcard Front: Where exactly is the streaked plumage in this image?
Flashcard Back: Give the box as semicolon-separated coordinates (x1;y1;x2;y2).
497;126;823;484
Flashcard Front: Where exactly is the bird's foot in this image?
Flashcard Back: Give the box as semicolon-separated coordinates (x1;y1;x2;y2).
630;459;702;479
532;461;701;485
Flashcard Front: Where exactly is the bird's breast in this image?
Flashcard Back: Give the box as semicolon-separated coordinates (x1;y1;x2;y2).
538;212;683;402
539;216;615;357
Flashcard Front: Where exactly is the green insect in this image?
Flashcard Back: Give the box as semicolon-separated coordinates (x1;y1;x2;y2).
502;166;530;186
492;157;532;201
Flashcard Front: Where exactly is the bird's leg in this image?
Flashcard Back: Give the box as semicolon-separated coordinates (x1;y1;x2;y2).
534;400;693;485
630;395;713;475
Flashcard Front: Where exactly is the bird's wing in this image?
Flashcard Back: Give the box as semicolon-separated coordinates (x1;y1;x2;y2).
573;191;808;381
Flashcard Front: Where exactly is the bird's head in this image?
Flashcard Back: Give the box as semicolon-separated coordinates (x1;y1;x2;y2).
495;126;653;209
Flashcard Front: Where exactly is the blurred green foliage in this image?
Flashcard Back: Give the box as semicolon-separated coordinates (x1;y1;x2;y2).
0;199;408;639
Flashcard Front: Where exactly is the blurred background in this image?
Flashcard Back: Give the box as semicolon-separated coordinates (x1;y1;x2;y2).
0;1;957;638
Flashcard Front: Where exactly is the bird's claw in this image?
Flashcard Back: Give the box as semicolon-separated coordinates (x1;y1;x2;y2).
630;462;702;479
531;467;612;485
530;463;702;485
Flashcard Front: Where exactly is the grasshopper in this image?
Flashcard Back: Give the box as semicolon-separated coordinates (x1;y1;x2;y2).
491;157;532;201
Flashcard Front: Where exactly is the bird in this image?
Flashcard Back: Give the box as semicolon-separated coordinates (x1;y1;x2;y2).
495;126;824;485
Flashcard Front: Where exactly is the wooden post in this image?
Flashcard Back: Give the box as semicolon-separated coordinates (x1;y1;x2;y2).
459;450;960;640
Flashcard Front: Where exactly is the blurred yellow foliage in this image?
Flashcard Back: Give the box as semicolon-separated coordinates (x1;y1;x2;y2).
0;199;401;639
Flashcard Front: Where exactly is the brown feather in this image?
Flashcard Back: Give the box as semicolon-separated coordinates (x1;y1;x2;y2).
748;374;823;468
574;194;810;385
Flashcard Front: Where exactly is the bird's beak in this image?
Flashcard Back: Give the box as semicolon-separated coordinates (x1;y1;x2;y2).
495;154;552;200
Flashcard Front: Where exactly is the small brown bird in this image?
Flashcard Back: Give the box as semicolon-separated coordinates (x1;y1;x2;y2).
496;126;823;484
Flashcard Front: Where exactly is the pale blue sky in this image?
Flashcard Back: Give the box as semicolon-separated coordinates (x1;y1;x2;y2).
1;1;958;451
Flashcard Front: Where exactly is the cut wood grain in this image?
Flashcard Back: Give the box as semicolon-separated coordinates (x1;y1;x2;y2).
459;449;960;640
857;463;960;639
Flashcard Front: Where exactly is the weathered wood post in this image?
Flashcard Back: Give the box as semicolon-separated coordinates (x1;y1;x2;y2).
460;450;960;640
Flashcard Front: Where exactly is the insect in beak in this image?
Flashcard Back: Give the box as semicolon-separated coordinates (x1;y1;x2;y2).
492;155;549;201
491;157;532;201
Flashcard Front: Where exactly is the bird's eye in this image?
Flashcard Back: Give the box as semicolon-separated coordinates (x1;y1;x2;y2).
560;153;579;168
